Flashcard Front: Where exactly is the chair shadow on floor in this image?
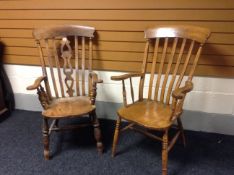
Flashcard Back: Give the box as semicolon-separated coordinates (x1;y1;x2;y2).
50;118;115;159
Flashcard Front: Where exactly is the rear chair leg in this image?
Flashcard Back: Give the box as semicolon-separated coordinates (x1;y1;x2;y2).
43;117;50;160
177;117;186;147
91;111;103;154
54;119;59;128
112;116;121;157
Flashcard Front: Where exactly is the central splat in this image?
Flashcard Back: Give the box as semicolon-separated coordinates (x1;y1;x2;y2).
61;37;74;97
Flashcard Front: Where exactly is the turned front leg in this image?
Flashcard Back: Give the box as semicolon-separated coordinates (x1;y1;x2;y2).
43;117;50;160
90;111;103;154
112;116;121;157
162;130;168;175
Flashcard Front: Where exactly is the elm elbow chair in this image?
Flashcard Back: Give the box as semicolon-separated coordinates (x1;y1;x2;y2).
111;25;210;175
27;25;103;160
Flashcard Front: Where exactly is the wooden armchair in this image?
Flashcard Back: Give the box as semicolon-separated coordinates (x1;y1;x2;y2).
27;25;103;160
111;25;210;175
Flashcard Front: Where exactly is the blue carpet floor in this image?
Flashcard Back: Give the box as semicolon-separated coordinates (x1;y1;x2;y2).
0;110;234;175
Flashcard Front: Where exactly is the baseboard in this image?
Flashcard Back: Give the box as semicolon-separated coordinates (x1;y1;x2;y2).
14;93;234;135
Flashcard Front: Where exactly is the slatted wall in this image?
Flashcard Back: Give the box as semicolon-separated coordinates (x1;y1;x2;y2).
0;0;233;77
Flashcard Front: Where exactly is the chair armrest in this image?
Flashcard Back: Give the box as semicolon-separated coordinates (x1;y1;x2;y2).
26;76;47;90
89;72;103;84
111;72;144;107
172;81;193;99
111;73;144;81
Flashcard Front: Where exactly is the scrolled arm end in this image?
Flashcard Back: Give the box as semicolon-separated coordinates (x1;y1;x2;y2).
172;81;193;100
89;72;103;84
26;76;47;90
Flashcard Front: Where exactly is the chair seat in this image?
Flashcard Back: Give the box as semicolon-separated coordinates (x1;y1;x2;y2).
117;100;174;129
42;96;95;118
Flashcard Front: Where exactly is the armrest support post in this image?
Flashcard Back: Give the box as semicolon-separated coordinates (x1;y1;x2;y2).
89;72;103;105
37;85;50;109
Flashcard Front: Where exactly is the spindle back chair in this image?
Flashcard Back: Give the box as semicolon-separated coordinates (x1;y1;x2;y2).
27;25;103;159
111;25;210;175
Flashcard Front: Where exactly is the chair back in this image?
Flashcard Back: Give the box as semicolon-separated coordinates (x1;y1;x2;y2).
33;25;95;99
140;25;210;104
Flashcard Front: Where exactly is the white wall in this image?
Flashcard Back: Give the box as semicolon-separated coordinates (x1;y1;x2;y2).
4;64;234;135
5;64;234;115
